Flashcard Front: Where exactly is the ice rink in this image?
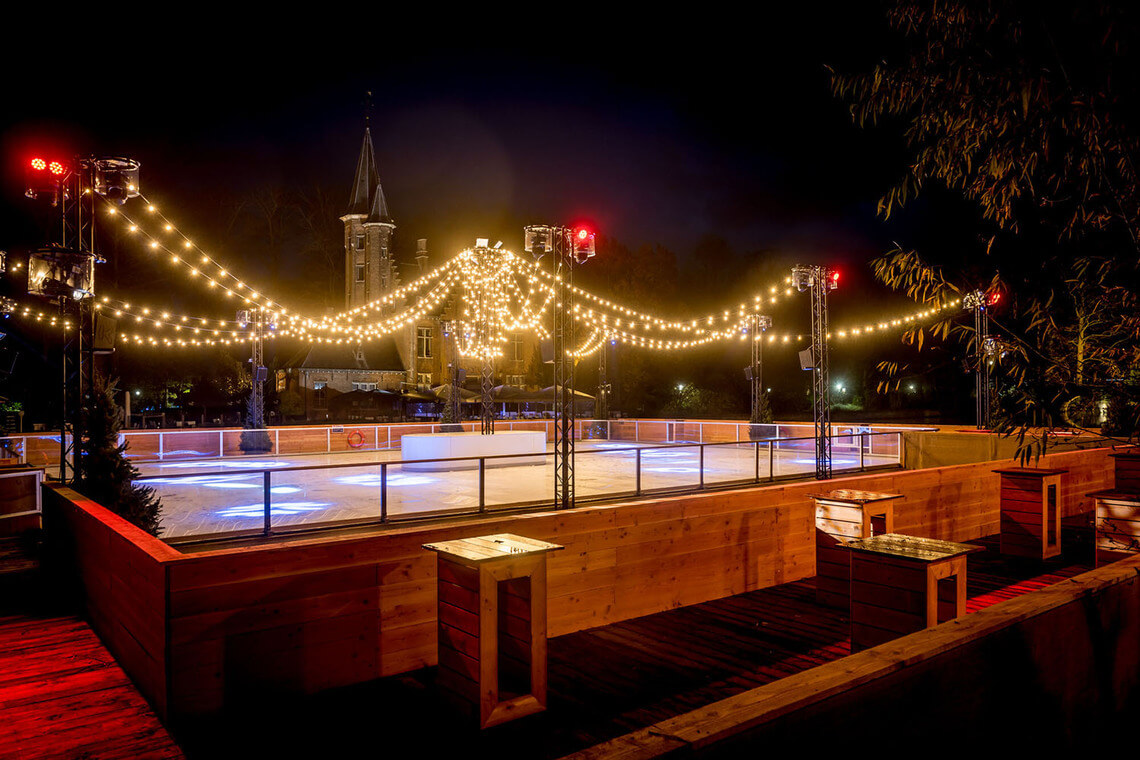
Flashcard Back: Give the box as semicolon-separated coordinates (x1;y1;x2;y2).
138;438;899;540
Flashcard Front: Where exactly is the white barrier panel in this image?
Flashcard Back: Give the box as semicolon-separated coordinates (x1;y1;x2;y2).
401;431;546;471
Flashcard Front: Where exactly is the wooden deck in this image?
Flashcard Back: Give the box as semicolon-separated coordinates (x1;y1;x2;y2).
176;534;1092;759
0;539;184;760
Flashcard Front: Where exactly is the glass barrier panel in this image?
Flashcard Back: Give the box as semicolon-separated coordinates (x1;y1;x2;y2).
147;466;268;539
122;432;160;460
607;420;638;442
637;421;670;444
638;444;701;492
266;462;384;530
385;458;482;521
483;452;553;510
157;429;225;460
275;427;326;455
703;442;757;486
574;441;638;501
0;436;25;464
771;438;816;479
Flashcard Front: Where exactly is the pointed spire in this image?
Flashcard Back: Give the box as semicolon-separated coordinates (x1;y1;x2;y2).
346;127;378;217
346;112;394;224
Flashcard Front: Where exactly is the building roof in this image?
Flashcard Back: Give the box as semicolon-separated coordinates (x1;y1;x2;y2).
346;128;393;224
286;337;406;372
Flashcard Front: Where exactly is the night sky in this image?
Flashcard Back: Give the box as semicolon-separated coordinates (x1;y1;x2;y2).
1;7;969;418
2;9;907;272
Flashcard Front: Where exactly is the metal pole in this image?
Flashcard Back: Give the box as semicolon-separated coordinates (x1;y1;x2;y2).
478;458;486;512
699;444;705;489
380;462;388;522
635;447;642;495
263;471;272;536
768;440;774;481
860;433;866;471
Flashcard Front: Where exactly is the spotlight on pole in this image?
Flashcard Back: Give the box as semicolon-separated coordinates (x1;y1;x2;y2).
92;157;141;205
524;225;554;261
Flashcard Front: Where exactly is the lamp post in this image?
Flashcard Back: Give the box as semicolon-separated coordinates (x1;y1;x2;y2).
525;224;595;509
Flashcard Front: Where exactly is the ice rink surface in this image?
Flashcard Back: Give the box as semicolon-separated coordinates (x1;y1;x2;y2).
138;439;896;539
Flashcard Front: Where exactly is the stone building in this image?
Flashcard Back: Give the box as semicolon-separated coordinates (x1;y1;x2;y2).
281;127;543;422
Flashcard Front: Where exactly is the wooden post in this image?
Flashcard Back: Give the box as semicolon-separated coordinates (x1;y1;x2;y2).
993;468;1067;560
424;533;563;729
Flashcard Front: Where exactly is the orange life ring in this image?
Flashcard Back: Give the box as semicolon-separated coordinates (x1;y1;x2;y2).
347;430;366;449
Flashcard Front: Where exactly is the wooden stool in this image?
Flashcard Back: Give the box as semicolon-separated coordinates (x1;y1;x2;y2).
810;489;901;609
1087;490;1140;567
424;533;563;729
847;534;982;652
993;468;1066;560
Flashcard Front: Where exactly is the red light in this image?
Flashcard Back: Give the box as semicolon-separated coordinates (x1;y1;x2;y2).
831;271;840;281
988;292;1001;305
577;228;589;240
30;158;46;171
49;161;65;175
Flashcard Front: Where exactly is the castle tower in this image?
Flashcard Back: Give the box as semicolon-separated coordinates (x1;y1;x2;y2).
341;127;397;309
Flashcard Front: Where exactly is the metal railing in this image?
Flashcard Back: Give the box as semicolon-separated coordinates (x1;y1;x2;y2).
139;430;905;543
1;418;927;469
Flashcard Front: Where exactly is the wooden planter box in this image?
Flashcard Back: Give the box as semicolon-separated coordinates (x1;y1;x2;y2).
993;468;1066;560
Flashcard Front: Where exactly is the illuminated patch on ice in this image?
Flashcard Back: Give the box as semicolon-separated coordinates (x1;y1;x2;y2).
791;458;857;466
156;460;290;469
640;450;694;459
145;475;258;486
335;473;437;487
216;501;328;518
645;466;700;474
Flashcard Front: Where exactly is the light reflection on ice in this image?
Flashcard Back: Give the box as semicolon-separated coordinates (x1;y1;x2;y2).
156;460;291;469
335;473;436;487
216;501;329;518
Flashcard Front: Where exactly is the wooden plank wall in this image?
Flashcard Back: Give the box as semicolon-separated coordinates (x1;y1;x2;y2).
161;486;817;717
44;446;1114;723
41;487;181;721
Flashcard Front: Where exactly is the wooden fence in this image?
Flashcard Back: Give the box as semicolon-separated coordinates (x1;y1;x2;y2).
42;445;1114;726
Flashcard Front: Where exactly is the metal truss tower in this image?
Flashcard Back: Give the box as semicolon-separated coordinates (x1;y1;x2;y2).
525;224;594;510
964;290;993;430
596;334;610;423
747;314;772;423
793;265;837;480
25;156;137;482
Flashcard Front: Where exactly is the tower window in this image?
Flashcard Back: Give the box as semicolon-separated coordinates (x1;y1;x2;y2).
509;334;524;361
417;327;432;359
355;234;364;250
355;265;365;283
